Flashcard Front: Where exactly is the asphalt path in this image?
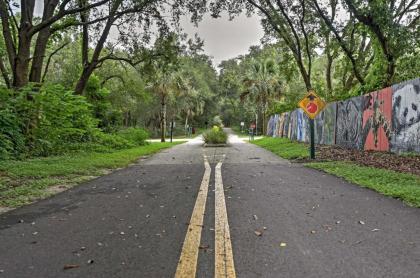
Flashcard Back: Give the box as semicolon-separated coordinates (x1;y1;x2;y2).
0;130;419;277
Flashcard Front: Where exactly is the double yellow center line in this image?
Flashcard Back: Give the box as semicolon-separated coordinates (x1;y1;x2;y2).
175;156;236;278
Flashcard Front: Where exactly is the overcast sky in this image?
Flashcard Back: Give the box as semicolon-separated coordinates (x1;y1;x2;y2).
34;3;264;68
181;13;264;68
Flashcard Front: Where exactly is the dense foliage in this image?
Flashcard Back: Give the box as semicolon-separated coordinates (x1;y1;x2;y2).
0;85;151;159
203;126;228;144
0;1;418;159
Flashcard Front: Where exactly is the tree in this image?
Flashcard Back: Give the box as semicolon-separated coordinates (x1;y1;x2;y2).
0;0;110;88
211;0;319;91
241;58;282;134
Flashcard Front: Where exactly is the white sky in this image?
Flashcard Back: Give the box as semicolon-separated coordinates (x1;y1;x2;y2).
34;2;264;69
180;13;264;67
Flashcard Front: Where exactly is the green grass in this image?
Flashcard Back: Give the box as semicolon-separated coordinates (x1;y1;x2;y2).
308;162;420;207
251;137;309;159
0;142;183;207
252;137;420;207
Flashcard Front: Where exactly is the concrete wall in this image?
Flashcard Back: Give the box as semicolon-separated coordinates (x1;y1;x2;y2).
267;77;420;154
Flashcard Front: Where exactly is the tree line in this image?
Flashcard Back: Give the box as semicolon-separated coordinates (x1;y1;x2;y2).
0;0;418;156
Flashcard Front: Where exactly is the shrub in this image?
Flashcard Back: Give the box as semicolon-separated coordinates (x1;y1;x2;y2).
203;126;228;144
29;85;99;156
0;89;26;159
117;128;149;146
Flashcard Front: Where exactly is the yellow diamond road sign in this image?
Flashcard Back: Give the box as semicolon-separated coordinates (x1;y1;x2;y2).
298;90;326;119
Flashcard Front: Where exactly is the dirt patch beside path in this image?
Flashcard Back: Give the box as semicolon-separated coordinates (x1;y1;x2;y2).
308;145;420;176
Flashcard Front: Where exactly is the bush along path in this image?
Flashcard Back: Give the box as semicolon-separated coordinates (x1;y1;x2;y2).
0;142;183;210
252;137;420;207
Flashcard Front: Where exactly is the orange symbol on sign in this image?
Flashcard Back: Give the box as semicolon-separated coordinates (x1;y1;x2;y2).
298;90;326;119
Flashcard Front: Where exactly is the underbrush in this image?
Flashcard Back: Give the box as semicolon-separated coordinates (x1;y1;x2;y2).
0;85;149;159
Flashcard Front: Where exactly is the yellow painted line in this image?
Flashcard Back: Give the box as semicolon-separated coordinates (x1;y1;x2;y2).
215;161;236;278
175;157;211;278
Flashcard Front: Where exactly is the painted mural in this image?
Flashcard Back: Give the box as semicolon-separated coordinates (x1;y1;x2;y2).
391;78;420;153
288;110;298;140
277;113;285;137
336;96;364;149
362;88;392;151
303;113;310;143
314;111;323;144
321;102;337;145
297;109;305;141
266;78;419;154
283;112;290;138
273;114;280;137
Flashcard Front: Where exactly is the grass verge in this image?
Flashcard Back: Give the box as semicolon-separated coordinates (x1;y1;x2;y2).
251;137;420;207
0;142;183;208
251;137;309;159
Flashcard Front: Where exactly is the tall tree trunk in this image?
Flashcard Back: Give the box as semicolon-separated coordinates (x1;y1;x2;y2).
12;0;35;88
262;109;266;135
13;35;32;88
160;97;166;143
29;27;51;83
74;0;120;94
0;58;11;88
185;112;189;130
75;64;95;94
385;57;396;86
29;0;59;83
326;54;333;95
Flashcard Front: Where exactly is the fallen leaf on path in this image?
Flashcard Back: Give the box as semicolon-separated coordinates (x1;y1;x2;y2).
63;264;80;270
254;230;263;236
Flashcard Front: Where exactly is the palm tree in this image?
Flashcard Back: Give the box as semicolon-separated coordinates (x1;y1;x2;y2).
241;59;282;134
148;69;190;142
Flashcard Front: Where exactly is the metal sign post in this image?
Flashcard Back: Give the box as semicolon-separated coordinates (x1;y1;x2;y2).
170;121;174;143
309;118;315;159
298;90;326;159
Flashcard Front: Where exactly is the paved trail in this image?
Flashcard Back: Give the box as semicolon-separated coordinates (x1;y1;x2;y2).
1;129;419;277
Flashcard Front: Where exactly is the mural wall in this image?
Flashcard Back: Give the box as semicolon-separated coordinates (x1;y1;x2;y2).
266;78;419;154
297;109;305;142
273;114;280;137
288;110;298;141
336;96;364;149
315;102;337;145
283;112;290;138
391;78;420;153
277;114;285;137
362;88;392;151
